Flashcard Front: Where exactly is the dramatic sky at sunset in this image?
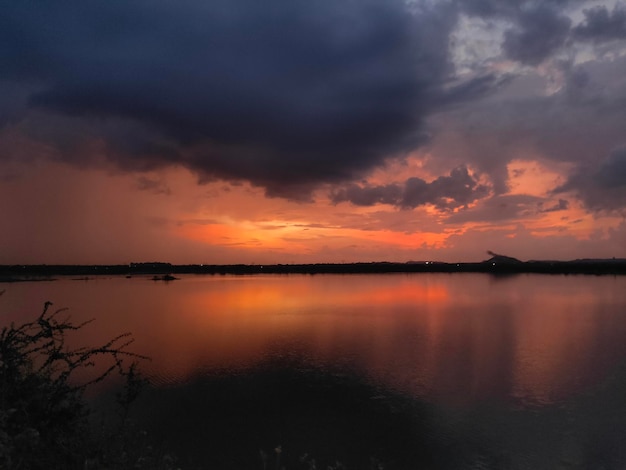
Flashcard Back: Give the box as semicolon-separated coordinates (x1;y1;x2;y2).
1;0;626;264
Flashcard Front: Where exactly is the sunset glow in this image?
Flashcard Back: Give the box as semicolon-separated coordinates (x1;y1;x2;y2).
1;0;625;264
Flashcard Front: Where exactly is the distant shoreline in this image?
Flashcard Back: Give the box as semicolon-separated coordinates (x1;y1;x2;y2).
2;259;626;281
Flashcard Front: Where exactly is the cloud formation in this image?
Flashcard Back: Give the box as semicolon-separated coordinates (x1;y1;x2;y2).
1;0;625;214
0;0;466;198
501;5;572;65
573;5;626;42
539;199;570;213
444;194;545;224
555;146;626;211
331;166;489;210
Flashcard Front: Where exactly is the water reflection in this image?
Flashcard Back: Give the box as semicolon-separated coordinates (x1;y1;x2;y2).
3;274;626;407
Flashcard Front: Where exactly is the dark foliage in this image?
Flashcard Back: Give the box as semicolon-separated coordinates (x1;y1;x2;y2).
0;293;167;469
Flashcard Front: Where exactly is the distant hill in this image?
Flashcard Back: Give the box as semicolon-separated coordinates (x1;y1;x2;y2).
483;251;523;264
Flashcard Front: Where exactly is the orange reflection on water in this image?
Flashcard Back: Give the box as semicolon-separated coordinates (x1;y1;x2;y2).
3;274;626;406
510;283;611;405
148;275;450;382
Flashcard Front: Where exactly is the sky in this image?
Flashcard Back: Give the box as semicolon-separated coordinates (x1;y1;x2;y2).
1;0;626;265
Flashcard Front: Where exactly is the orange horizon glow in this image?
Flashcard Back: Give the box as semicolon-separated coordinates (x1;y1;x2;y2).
0;155;624;265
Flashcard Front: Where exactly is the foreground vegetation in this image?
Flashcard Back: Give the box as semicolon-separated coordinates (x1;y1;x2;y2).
1;295;382;470
0;292;182;469
8;291;591;469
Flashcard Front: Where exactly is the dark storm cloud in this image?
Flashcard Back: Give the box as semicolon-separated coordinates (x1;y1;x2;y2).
331;166;489;210
436;73;514;107
595;147;626;188
0;0;468;199
445;194;543;224
458;0;518;17
458;0;575;18
573;5;626;42
554;146;626;211
501;5;572;65
330;183;403;207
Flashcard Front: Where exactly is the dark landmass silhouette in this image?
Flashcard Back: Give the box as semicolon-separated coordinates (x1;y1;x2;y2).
2;255;626;281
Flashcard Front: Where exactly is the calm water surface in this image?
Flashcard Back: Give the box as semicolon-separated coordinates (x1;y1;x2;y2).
3;273;626;468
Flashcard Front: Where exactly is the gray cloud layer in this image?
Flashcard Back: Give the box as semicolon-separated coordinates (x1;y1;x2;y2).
331;166;489;210
0;0;462;198
574;5;626;42
1;0;625;207
555;146;626;211
502;5;572;65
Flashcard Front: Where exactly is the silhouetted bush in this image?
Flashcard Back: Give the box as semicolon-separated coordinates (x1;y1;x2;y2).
0;293;178;469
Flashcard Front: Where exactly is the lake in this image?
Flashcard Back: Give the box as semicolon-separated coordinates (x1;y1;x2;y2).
3;273;626;469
